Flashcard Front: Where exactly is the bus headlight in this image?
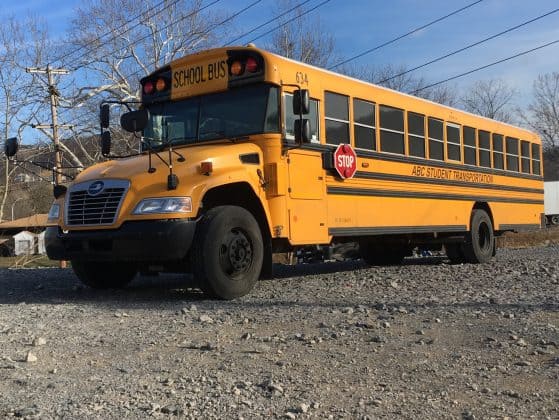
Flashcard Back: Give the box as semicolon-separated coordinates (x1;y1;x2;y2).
133;197;192;215
47;203;60;221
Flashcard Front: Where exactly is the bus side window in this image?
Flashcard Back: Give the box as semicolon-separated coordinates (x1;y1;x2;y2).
478;130;491;167
446;123;461;162
283;93;319;142
492;134;504;170
408;112;425;158
428;117;444;161
353;98;376;150
532;143;541;175
325;92;349;145
463;126;477;165
505;136;519;172
379;105;405;155
520;140;531;174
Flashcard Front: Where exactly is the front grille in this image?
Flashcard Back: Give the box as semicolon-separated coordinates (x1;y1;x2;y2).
66;180;129;226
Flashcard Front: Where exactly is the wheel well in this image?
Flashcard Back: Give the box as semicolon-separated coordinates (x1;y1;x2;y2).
202;182;270;235
472;202;494;229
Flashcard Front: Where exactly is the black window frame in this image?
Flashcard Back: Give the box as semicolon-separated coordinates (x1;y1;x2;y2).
478;130;491;168
492;133;504;170
428;117;444;161
407;111;426;158
379;105;405;155
353;98;376;151
446;123;461;162
325;91;350;145
505;136;519;172
463;126;477;166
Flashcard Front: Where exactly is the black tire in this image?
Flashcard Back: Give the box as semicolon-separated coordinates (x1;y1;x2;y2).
445;243;465;264
71;260;137;289
551;215;559;225
359;242;407;266
462;209;494;263
192;206;263;300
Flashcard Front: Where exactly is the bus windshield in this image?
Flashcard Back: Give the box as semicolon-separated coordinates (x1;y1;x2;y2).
143;84;279;149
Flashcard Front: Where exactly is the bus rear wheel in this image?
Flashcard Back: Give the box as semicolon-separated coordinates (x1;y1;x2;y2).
192;206;263;300
71;260;137;289
462;209;494;263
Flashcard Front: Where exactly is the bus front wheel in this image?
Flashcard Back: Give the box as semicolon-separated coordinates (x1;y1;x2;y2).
462;209;494;263
192;205;264;300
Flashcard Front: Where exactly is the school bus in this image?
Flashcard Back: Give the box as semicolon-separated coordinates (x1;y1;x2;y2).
34;46;543;299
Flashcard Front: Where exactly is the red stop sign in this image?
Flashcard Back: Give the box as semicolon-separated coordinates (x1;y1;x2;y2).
333;143;357;179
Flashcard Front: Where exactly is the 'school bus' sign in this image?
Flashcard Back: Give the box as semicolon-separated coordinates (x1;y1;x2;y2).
171;57;228;99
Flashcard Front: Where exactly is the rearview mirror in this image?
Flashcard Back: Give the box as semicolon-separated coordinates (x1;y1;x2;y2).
294;119;310;144
100;104;110;129
101;131;111;156
4;137;19;157
121;109;149;133
293;89;310;115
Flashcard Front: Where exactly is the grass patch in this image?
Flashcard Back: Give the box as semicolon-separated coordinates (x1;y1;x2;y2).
0;255;62;269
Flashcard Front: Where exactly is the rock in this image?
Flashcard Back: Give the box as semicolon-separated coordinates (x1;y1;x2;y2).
26;351;38;363
199;314;213;323
32;337;47;346
297;403;309;413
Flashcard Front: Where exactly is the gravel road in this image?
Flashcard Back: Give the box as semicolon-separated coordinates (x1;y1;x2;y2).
0;246;558;419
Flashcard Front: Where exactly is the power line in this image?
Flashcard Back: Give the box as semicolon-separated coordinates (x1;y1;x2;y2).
245;0;331;44
52;0;180;67
328;0;484;70
412;38;559;94
226;0;314;45
379;7;559;85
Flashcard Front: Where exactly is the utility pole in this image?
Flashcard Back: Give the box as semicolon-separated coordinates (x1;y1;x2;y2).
26;65;73;269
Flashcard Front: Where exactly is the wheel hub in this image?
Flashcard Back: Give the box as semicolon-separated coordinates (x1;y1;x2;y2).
227;231;252;272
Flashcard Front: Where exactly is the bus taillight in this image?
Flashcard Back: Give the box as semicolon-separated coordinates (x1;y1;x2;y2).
245;57;258;73
143;81;154;95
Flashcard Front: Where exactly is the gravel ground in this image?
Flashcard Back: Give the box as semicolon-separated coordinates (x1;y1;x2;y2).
0;246;558;419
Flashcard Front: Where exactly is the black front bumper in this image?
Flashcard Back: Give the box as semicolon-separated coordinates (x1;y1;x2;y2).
45;219;197;262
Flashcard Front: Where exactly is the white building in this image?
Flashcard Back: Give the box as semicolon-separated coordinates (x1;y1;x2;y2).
13;231;35;256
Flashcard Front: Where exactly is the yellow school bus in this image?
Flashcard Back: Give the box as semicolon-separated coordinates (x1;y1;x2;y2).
39;46;543;299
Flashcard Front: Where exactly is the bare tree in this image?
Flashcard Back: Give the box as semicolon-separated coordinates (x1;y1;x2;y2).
460;79;517;123
0;16;52;222
267;0;336;68
523;72;559;150
57;0;225;166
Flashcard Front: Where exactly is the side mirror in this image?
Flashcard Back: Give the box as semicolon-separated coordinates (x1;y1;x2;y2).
4;137;19;157
294;119;310;144
100;104;110;129
101;131;111;156
121;109;149;133
293;89;310;115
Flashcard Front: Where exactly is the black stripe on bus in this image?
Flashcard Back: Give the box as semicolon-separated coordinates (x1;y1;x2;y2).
293;142;543;182
326;186;544;205
499;224;541;231
329;225;467;237
354;171;544;195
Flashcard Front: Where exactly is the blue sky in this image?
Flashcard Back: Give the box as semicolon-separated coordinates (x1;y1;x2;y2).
2;0;559;104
